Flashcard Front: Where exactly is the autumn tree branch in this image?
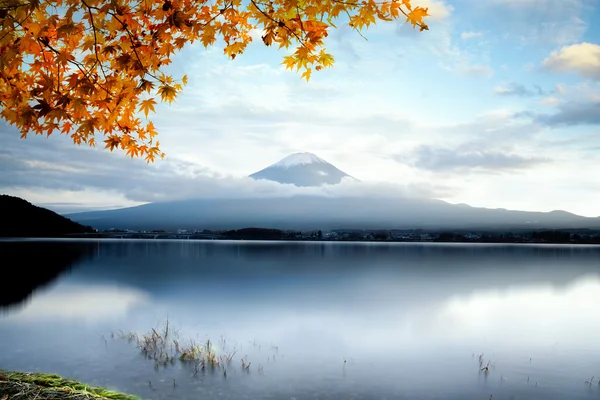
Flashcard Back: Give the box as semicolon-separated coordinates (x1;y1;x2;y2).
249;0;307;48
0;0;428;162
81;0;109;82
106;10;162;83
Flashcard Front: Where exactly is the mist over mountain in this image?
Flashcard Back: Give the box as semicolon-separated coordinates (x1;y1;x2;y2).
68;196;600;232
249;152;358;186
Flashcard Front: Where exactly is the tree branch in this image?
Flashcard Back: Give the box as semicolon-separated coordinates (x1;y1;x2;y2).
249;0;306;48
107;10;161;83
81;0;109;82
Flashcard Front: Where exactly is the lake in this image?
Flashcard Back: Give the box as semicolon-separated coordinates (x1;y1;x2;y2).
1;239;600;400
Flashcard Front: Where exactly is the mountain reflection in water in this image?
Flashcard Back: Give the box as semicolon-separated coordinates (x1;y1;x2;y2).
1;239;600;400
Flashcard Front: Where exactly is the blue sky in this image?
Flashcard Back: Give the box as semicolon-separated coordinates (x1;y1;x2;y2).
1;0;599;216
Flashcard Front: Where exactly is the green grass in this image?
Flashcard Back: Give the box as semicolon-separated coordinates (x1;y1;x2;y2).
0;370;141;400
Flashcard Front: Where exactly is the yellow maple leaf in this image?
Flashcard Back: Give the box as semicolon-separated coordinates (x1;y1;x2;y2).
301;68;312;82
139;98;157;118
282;55;297;70
158;85;177;103
147;121;158;140
405;6;429;28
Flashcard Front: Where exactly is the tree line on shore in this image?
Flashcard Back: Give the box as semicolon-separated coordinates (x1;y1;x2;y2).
94;227;600;244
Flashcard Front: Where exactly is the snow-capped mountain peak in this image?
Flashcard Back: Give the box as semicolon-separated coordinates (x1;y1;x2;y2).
270;152;327;170
249;152;358;187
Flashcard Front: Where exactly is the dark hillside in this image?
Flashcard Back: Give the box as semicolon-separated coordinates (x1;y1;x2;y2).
0;195;95;237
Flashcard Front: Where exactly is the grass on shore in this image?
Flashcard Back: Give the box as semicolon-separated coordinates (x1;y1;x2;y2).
0;370;140;400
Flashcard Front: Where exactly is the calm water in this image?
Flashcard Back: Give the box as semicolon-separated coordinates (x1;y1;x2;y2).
1;239;600;400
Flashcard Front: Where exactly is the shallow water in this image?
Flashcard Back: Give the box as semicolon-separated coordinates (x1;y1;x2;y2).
1;239;600;399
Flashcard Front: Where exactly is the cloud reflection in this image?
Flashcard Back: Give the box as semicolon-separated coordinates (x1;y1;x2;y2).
2;283;150;323
432;275;600;344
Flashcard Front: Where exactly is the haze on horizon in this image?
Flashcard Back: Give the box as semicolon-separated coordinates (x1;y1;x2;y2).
1;0;599;216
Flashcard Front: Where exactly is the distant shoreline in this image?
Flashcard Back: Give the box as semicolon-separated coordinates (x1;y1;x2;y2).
3;229;600;245
73;226;600;244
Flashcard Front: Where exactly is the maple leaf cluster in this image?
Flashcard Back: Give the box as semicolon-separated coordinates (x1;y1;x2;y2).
0;0;428;161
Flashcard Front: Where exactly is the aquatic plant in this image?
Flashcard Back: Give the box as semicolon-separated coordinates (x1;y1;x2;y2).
117;319;246;374
481;361;491;373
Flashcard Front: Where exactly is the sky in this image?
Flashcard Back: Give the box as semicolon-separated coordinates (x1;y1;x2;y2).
1;0;600;216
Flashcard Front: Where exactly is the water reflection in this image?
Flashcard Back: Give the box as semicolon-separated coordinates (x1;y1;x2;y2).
2;283;150;323
0;239;96;309
0;240;599;400
435;275;600;346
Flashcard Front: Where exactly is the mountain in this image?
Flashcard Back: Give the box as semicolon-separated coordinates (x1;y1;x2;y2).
63;152;600;232
0;195;95;237
249;152;358;186
67;196;600;232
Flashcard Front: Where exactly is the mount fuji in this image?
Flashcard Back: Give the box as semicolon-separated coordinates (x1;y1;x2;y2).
249;152;358;187
64;152;600;232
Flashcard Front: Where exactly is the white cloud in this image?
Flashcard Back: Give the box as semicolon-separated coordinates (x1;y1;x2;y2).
6;187;146;213
535;81;600;102
540;96;561;106
475;0;587;45
421;29;494;78
493;82;542;96
460;31;482;40
391;1;494;80
457;64;494;78
542;42;600;79
412;0;453;21
488;0;576;8
523;62;536;72
248;28;267;42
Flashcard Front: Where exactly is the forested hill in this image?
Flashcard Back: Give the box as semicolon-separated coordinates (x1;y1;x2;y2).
0;195;95;237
